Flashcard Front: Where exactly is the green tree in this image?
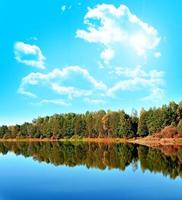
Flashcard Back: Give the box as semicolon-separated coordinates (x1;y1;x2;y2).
118;113;134;138
137;109;149;136
177;119;182;134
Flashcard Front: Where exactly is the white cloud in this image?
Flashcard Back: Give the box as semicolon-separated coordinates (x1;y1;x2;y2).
39;99;70;106
61;5;66;12
142;88;164;102
84;97;105;104
51;83;92;99
98;61;104;69
48;66;107;90
154;51;161;58
18;86;37;98
14;42;46;69
16;4;165;106
107;65;164;101
61;5;71;13
18;65;107;101
110;65;164;79
110;65;145;77
76;3;161;61
100;48;115;64
18;63;164;104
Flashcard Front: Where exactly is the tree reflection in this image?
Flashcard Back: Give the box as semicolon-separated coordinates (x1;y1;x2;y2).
0;142;182;179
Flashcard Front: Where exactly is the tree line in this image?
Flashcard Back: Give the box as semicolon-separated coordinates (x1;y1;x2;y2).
0;101;182;139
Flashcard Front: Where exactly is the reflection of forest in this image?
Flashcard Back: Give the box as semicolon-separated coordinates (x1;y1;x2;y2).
0;142;182;179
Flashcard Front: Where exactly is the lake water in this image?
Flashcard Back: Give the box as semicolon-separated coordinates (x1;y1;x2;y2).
0;142;182;200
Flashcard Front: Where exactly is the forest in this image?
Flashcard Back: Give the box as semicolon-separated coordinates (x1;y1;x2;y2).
0;101;182;139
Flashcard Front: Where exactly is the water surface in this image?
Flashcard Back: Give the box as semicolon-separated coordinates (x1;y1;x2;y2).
0;142;182;200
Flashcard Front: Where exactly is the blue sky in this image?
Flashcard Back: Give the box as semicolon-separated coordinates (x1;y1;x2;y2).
0;0;182;125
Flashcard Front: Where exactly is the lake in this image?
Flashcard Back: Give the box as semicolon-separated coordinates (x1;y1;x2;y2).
0;142;182;200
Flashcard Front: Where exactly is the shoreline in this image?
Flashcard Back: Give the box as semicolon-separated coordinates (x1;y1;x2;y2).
0;137;182;146
0;137;128;143
128;137;182;147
